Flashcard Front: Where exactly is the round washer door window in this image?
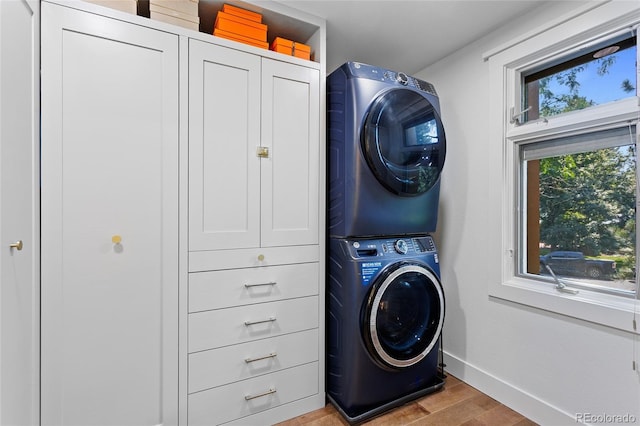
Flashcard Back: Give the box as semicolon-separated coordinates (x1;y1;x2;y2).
363;262;444;368
362;89;446;196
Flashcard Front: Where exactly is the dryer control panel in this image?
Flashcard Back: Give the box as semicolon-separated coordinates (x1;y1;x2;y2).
346;62;438;96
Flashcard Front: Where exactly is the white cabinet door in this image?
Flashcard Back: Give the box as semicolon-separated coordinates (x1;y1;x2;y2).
261;59;320;247
0;1;39;424
189;39;261;251
188;42;319;252
40;3;179;425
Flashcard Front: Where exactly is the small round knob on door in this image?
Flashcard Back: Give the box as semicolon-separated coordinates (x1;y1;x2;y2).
9;240;23;251
257;254;265;262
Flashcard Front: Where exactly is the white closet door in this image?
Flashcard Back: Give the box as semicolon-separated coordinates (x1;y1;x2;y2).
261;59;320;247
0;1;39;424
41;3;178;425
188;39;261;251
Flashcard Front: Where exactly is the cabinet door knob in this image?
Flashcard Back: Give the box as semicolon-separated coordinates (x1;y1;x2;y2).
9;240;23;251
256;146;269;158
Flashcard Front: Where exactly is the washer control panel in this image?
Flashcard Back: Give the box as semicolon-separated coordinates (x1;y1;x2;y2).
351;235;436;258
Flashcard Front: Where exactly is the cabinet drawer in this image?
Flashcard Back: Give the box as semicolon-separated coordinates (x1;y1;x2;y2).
189;296;318;353
189;263;318;312
188;362;319;426
188;329;318;393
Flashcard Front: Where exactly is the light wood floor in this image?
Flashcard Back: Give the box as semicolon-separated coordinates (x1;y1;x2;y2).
277;374;537;426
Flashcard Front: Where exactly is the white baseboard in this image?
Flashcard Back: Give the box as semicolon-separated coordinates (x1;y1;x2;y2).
442;351;578;425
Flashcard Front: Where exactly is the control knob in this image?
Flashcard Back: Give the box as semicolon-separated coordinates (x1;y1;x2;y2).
394;239;408;254
396;72;409;85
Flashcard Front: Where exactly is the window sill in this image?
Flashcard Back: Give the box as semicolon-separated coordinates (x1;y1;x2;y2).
489;276;639;334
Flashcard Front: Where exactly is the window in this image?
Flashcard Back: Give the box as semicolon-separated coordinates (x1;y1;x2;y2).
487;2;640;332
520;126;637;296
523;35;637;123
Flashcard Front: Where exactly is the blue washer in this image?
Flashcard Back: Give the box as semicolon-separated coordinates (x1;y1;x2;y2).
327;234;446;423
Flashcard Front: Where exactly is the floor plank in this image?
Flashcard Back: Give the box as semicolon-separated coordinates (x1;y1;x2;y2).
276;374;537;426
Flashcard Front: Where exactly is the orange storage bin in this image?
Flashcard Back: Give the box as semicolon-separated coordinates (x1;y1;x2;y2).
270;37;311;60
222;3;263;23
293;41;311;60
213;28;268;49
214;12;267;42
270;37;294;55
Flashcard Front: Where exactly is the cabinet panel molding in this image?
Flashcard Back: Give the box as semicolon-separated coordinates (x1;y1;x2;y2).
40;3;179;424
261;59;320;247
188;39;262;252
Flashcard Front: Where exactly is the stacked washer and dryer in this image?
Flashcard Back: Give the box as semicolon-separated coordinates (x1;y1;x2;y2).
327;62;447;423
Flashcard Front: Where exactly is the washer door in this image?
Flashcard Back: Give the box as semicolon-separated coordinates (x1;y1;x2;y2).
363;261;444;369
362;89;446;196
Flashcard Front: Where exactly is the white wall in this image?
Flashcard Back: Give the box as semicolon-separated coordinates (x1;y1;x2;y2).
419;2;640;424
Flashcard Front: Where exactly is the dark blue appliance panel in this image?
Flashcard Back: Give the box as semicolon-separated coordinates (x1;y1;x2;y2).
327;62;447;238
327;236;445;423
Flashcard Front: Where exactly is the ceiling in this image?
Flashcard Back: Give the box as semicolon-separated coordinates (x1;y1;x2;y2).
277;0;548;74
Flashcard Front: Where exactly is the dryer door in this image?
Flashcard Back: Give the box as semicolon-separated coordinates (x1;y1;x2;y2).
362;89;446;196
363;261;444;368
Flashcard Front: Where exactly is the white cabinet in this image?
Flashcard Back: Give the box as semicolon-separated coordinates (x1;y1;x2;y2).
9;1;324;424
186;264;321;425
40;3;179;424
260;58;320;247
188;39;319;252
0;1;39;424
186;36;324;425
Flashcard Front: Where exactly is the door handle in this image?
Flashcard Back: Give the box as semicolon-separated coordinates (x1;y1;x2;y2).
9;240;23;251
256;146;269;158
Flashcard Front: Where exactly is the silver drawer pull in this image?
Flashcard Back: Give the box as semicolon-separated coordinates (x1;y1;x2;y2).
244;317;276;326
244;388;276;401
245;352;277;363
244;281;277;288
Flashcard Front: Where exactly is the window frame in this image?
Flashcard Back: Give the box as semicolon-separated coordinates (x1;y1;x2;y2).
487;1;640;333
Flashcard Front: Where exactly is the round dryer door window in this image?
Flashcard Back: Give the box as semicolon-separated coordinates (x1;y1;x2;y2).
363;262;445;369
362;89;446;196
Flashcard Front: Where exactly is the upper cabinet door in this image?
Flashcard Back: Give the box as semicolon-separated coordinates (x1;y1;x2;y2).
189;39;261;251
40;3;179;425
261;59;320;247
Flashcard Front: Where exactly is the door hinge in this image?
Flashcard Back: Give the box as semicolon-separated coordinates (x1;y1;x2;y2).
633;318;637;331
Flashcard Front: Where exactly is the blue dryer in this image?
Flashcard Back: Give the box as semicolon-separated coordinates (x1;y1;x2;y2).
327;62;446;238
327;234;445;423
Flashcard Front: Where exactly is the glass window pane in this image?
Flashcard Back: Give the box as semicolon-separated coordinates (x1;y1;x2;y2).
522;127;637;295
524;36;636;122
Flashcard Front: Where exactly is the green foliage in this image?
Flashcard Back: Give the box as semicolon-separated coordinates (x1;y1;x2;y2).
539;146;636;256
621;78;635;93
539;66;594;117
